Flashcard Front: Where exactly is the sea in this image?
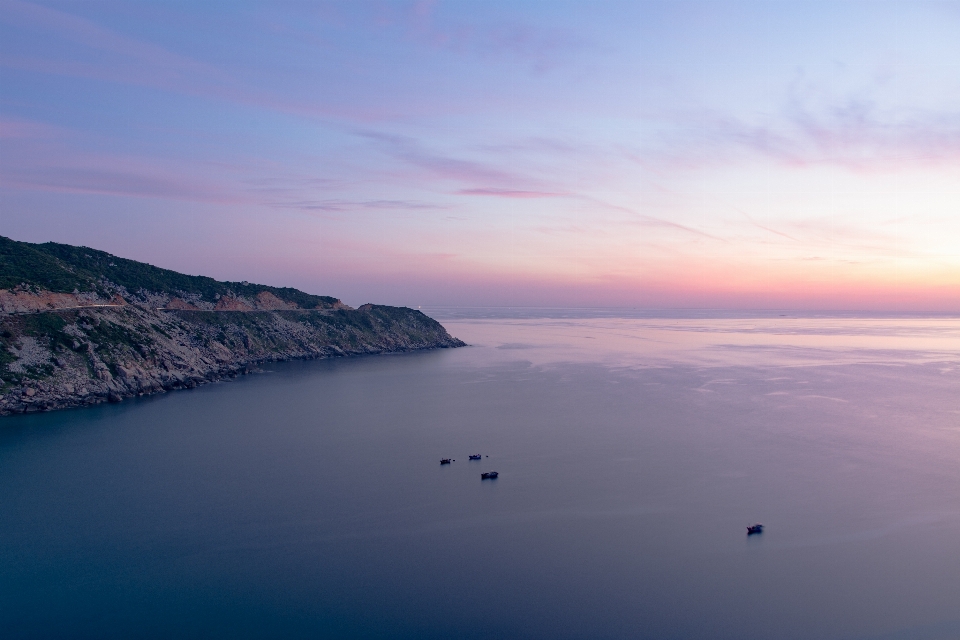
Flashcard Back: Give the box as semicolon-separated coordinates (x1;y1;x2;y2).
2;309;960;639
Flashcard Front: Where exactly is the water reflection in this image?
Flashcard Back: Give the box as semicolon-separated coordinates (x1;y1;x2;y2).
432;311;960;369
2;311;959;639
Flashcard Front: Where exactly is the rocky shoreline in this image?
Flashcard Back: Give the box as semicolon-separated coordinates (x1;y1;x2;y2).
1;303;464;416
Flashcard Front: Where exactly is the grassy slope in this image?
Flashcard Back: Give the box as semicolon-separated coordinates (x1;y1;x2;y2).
0;236;95;293
0;235;339;308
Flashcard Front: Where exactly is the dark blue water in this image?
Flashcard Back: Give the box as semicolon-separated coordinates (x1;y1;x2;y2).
3;314;960;639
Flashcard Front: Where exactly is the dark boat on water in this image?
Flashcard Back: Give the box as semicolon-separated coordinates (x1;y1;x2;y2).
468;454;482;460
440;458;453;465
481;471;498;479
747;523;764;535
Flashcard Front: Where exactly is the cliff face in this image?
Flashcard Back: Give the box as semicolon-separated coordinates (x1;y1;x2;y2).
0;303;464;416
0;236;464;416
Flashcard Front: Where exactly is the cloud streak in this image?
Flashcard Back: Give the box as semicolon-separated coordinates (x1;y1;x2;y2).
3;1;959;310
357;130;555;192
268;199;449;212
0;116;63;140
457;188;563;198
652;101;960;171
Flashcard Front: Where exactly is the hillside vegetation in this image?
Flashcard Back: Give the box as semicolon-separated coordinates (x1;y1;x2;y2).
0;235;339;309
1;236;464;416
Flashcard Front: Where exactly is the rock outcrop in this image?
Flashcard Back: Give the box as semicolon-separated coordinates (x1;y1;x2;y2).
0;235;464;416
0;303;464;416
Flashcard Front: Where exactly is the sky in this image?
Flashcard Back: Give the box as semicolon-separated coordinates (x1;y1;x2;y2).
1;0;959;310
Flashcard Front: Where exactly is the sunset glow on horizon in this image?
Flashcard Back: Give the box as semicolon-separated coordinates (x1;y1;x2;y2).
2;0;959;311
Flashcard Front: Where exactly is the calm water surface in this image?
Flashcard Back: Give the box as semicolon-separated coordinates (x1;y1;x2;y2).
3;310;960;639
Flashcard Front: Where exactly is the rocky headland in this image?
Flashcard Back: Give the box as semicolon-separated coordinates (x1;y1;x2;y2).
0;236;464;416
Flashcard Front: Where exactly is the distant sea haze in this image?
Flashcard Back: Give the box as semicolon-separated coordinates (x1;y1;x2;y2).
2;311;960;639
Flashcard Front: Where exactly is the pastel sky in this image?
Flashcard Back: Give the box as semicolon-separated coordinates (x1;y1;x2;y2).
2;0;959;310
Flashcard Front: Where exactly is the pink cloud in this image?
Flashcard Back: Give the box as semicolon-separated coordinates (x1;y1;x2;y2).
1;134;245;204
1;164;241;203
359;0;588;72
654;101;960;172
579;195;726;241
457;188;562;198
281;249;960;311
1;0;223;83
268;199;449;212
0;116;63;140
358;130;558;192
0;2;391;125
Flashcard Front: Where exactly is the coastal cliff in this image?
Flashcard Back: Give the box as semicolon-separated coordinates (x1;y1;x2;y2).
0;236;464;415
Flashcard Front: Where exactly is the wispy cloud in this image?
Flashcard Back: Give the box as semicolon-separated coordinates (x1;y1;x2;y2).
358;130;550;191
0;116;63;140
738;210;801;243
3;0;959;310
457;188;562;198
578;195;727;242
368;0;590;73
268;199;449;212
0;1;388;124
653;100;960;171
0;0;226;89
1;163;238;203
1;125;241;203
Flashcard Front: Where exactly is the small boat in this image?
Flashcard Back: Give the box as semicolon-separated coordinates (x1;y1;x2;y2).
468;454;482;460
747;523;764;535
481;471;498;479
440;458;452;465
